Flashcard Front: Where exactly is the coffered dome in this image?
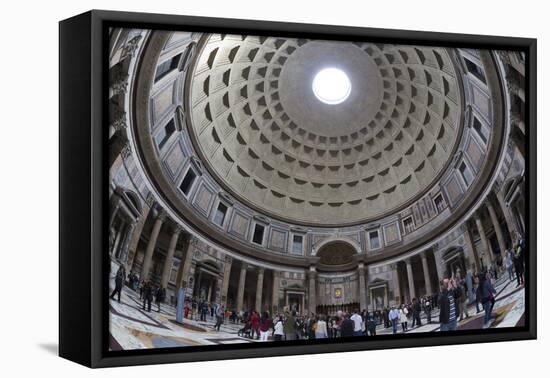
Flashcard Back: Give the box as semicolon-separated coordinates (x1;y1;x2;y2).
188;34;463;225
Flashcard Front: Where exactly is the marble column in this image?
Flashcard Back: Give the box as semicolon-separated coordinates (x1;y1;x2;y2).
475;214;493;266
487;200;507;259
236;263;247;312
357;263;368;311
160;226;181;289
221;256;232;307
391;264;401;304
405;258;416;301
126;197;153;271
308;266;317;315
420;252;433;295
109;195;122;227
255;268;264;311
140;211;165;281
176;236;194;293
496;190;519;239
271;271;280;314
463;221;481;272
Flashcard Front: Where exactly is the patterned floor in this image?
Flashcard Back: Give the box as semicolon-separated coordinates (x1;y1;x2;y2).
109;272;526;350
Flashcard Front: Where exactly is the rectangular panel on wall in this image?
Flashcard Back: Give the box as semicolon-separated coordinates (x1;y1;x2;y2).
268;227;288;253
191;181;215;216
444;174;464;206
151;82;176;126
465;135;484;170
383;222;401;245
164;140;185;178
228;210;250;239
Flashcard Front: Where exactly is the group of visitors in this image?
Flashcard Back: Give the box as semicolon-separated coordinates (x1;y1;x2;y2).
109;265;167;313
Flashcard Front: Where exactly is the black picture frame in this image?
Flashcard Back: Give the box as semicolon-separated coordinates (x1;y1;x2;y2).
59;9;537;368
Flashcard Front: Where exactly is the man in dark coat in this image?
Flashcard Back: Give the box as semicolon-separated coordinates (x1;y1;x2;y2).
142;281;153;312
411;298;422;328
155;286;166;312
340;314;355;338
110;266;125;302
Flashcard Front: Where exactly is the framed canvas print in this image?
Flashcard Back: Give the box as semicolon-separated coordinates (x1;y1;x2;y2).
59;10;536;368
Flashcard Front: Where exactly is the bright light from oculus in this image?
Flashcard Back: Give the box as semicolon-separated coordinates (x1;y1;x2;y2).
312;68;351;105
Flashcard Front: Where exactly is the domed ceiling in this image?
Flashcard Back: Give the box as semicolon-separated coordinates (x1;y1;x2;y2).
187;34;463;225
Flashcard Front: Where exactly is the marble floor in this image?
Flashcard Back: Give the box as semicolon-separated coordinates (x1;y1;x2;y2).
109;273;526;350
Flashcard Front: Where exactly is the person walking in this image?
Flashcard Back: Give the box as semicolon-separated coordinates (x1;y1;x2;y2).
110;265;125;303
250;310;261;340
477;273;497;327
411;298;422;328
214;304;225;331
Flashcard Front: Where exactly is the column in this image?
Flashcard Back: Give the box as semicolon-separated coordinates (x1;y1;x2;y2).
255;268;264;311
405;258;416;301
140;211;165;281
357;263;368;311
475;213;493;266
487;200;507;259
308;266;317;315
176;236;194;292
463;221;481;272
221;256;232;307
120;222;136;264
433;249;445;280
160;226;181;288
236;263;247;312
109;195;122;227
271;271;279;314
391;264;401;304
496;190;519;239
126;197;153;271
420;252;433;295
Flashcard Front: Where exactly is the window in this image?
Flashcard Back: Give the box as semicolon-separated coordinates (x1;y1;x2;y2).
464;57;486;84
155;119;176;150
292;235;303;254
472;116;489;144
213;202;228;226
252;224;265;245
459;162;474;186
154;53;182;82
179;168;196;195
403;217;415;233
369;231;380;250
434;194;446;213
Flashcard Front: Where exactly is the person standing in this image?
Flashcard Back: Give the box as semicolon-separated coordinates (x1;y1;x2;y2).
399;305;408;332
259;311;273;341
340;314;354;338
250;310;261;340
315;315;328;339
389;306;399;334
514;243;525;287
110;265;125;303
411;298;422;328
424;298;432;324
350;309;363;336
273;315;284;341
142;280;153;312
439;279;458;331
283;311;297;341
155;286;165;312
